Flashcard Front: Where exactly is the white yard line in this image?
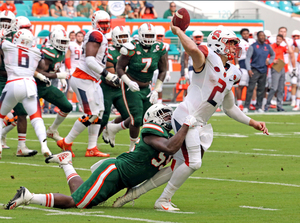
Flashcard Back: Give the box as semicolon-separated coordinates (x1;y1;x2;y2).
0;216;13;219
190;177;300;188
6;205;176;223
239;205;280;211
207;150;300;158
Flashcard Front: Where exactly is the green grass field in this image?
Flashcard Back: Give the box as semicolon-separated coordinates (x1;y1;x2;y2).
1;113;300;223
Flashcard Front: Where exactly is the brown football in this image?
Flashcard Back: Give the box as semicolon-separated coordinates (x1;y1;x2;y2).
172;8;190;31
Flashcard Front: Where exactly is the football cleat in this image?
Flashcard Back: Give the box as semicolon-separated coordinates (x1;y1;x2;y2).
41;144;52;158
16;145;38;157
113;187;140;208
249;104;256;110
154;198;180;211
6;186;33;210
243;108;249;113
291;100;296;107
85;147;110;157
102;123;117;147
2;136;10;149
292;106;299;111
57;138;75;157
46;127;63;142
45;151;72;167
102;126;110;144
238;104;244;111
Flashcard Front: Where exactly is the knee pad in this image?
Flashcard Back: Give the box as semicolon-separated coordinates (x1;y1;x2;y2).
189;160;202;170
78;114;98;127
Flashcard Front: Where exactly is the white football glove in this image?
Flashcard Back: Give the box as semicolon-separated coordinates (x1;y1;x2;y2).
127;81;140;92
165;71;171;82
60;79;68;93
56;72;70;79
183;115;197;128
35;72;51;87
147;90;158;104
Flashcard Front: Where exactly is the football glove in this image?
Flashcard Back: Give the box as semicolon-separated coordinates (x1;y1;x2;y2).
147;90;158;104
183;115;197;128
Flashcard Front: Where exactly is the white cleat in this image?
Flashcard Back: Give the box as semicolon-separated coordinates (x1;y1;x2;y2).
6;186;33;210
46;127;63;142
102;126;110;144
104;123;117;147
16;145;38;157
242;108;248;114
45;151;72;167
2;136;10;149
154;198;180;211
41;145;52;158
292;106;299;111
113;187;140;208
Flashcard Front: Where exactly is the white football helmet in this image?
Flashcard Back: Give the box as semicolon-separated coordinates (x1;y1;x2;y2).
192;30;204;45
292;29;300;37
207;26;241;60
111;26;130;47
14;16;32;31
91;10;111;34
50;29;70;51
0;10;16;34
156;26;165;42
138;23;156;47
13;29;34;48
143;104;173;131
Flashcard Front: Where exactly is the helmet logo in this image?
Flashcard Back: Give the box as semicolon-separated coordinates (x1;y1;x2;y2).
212;30;221;40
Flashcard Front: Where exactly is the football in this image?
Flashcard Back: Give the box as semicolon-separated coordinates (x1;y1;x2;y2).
172;8;190;31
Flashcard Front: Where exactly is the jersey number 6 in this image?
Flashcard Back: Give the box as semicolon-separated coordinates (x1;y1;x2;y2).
18;48;29;68
207;78;226;106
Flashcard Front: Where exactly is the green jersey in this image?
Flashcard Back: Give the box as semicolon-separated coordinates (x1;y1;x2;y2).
101;46;121;82
126;40;166;83
115;122;172;188
36;45;65;86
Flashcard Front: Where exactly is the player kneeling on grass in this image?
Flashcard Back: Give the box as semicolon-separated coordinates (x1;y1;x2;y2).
5;104;198;209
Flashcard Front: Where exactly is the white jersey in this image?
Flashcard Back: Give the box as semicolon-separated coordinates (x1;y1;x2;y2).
2;40;41;81
68;41;83;74
178;46;241;124
78;30;108;80
238;38;255;61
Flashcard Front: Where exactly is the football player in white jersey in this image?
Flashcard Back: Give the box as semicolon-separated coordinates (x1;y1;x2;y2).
0;29;52;159
269;27;297;106
234;28;256;110
152;26;170;104
65;30;84;110
113;23;269;211
57;11;119;158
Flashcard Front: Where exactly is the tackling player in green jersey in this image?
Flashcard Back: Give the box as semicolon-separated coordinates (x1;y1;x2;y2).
6;104;198;209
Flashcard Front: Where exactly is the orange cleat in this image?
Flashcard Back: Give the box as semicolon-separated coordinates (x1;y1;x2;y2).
57;138;75;157
249;104;256;110
85;147;110;157
238;104;244;110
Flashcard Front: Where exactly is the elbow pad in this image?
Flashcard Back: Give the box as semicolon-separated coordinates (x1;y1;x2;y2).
86;56;104;74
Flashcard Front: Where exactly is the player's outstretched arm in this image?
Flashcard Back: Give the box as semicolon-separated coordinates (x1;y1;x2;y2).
223;91;269;135
170;21;205;72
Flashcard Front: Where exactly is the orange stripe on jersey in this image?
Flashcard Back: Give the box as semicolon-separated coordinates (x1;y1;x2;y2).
107;53;113;60
143;123;164;133
198;45;209;58
72;67;97;82
42;49;56;58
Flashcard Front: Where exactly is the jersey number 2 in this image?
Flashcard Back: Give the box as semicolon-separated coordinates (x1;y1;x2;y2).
207;78;226;106
18;48;29;68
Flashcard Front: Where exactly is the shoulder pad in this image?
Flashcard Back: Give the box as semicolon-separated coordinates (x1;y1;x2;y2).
120;46;135;56
122;42;135;50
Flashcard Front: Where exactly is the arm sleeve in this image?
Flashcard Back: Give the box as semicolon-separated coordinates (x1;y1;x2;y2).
245;45;253;71
268;47;275;64
222;91;251;125
85;56;104;78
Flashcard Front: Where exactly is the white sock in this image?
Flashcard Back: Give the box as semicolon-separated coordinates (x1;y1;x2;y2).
114;121;128;133
50;111;68;131
292;95;296;102
237;100;243;106
65;119;86;144
31;193;54;207
159;163;194;200
18;133;26;147
62;164;79;184
251;100;256;105
129;137;139;151
87;124;100;149
30;118;47;143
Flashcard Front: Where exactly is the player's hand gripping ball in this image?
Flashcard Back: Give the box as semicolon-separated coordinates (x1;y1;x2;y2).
172;8;190;31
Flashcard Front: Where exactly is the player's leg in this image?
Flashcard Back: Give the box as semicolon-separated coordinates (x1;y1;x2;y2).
1;111;17;149
265;68;280;111
22;95;51;157
40;85;72;141
103;89;130;147
121;82;145;150
71;159;123;208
